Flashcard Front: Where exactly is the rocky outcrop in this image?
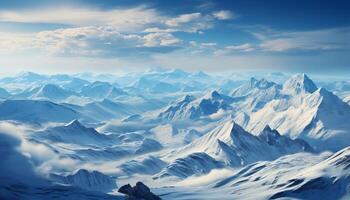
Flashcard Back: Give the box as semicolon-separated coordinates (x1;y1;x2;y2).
118;182;161;200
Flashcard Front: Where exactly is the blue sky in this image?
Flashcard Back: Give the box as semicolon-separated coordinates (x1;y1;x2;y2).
0;0;349;75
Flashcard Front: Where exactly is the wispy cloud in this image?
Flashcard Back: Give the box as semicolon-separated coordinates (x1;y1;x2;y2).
143;32;182;47
214;43;255;55
0;6;163;32
212;10;235;20
164;12;214;33
0;5;238;57
254;27;350;52
0;26;182;57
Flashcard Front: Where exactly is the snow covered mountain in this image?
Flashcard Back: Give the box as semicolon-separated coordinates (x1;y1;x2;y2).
0;100;80;123
30;84;76;101
159;91;233;120
212;147;350;200
65;99;139;121
50;169;117;193
0;71;349;200
156;152;225;179
230;77;283;112
282;73;318;95
0;72;47;84
158;120;312;179
131;77;181;93
245;74;350;151
80;81;127;99
36;120;117;146
61;77;90;91
159;147;350;199
119;156;167;175
0;87;10;98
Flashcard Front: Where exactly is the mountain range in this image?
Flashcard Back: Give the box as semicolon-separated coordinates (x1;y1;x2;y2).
0;70;349;200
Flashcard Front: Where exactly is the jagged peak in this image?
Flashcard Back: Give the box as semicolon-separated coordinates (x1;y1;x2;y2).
260;125;281;138
65;119;84;128
283;73;318;94
248;77;276;89
249;77;258;83
225;120;248;137
316;87;333;96
211;90;221;98
90;81;111;86
314;87;349;109
174;95;195;104
165;68;188;77
193;71;210;78
262;124;273;132
41;83;62;90
183;94;195;101
203;90;221;99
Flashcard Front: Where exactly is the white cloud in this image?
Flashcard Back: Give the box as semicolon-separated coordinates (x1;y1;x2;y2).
0;6;163;32
0;121;79;178
225;43;255;51
34;26;142;56
201;42;217;47
0;32;34;53
165;13;202;26
214;43;255;55
0;25;183;57
143;32;182;47
143;27;178;33
256;27;350;52
164;12;214;33
212;10;235;20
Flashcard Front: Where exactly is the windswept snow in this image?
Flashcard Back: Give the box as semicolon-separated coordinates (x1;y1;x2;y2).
0;70;349;200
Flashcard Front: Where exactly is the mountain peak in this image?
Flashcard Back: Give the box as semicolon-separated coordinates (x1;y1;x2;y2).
202;90;222;100
317;87;332;96
262;125;273;132
193;71;210;78
259;125;281;139
227;120;249;138
283;73;317;94
41;84;62;91
66;119;84;128
210;90;221;98
182;94;195;102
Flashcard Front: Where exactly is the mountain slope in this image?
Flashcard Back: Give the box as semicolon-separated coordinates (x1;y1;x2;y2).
245;74;350;151
159;120;312;179
212;147;350;200
0;100;79;123
32;84;76;101
36;120;116;146
230;78;283;112
80;81;127;99
159;91;233;120
0;87;10;98
50;169;117;193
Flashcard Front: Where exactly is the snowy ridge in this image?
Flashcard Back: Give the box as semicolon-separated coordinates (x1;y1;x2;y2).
212;147;350;200
50;169;117;193
160;120;312;179
36;120;116;146
243;74;350;151
0;99;79;123
159;90;233;120
0;71;349;199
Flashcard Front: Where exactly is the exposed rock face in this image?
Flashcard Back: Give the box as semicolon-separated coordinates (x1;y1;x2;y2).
118;182;161;200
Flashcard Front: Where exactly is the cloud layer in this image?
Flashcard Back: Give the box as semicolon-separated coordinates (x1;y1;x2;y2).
0;2;349;74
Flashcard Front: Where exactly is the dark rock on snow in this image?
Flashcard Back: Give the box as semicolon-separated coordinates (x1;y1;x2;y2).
118;182;161;200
